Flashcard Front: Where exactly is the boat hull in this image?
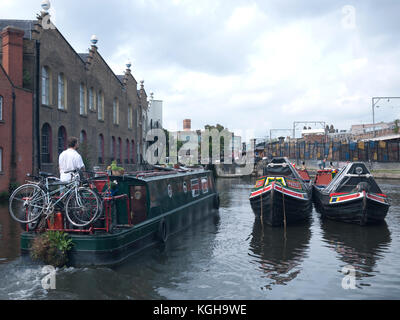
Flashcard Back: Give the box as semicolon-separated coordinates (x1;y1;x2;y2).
250;186;312;226
313;186;389;225
21;194;217;267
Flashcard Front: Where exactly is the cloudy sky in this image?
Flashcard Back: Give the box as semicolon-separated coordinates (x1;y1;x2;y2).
2;0;400;141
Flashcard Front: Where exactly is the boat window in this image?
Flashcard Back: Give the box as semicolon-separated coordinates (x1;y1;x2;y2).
201;177;208;194
191;179;200;197
168;184;173;198
183;182;188;194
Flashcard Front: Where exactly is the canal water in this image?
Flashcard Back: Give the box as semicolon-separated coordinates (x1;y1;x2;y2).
0;178;399;300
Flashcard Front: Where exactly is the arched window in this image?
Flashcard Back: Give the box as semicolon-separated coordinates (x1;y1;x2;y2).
98;134;104;164
79;83;87;115
0;147;3;172
117;137;122;164
111;136;116;161
131;140;135;164
42;66;51;105
98;90;104;121
128;104;132;129
0;95;3;121
113;98;119;125
57;126;67;155
80;130;87;144
41;123;52;163
89;87;95;111
125;139;130;164
58;73;67;110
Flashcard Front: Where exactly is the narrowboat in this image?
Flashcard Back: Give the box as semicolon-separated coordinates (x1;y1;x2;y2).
313;162;390;225
249;157;313;226
20;167;220;266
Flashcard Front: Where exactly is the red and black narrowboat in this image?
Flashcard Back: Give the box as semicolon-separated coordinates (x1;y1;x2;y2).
313;162;390;225
249;158;313;226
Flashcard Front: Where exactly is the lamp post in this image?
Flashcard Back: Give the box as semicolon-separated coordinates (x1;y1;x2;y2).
372;97;400;137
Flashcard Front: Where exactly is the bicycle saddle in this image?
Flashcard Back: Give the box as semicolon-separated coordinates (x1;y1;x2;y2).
39;171;54;177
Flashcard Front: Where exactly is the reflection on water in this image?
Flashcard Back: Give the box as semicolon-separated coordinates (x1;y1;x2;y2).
0;205;21;264
321;219;391;278
249;219;311;289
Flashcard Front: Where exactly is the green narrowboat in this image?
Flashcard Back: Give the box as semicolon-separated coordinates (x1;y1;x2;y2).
20;168;220;267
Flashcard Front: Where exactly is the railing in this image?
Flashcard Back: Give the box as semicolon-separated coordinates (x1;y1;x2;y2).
261;140;400;162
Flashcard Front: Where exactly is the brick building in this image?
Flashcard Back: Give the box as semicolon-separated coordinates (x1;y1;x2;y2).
0;27;33;192
0;9;152;192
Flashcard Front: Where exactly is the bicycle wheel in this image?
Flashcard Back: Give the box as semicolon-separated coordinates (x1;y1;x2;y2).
9;184;46;224
65;187;100;227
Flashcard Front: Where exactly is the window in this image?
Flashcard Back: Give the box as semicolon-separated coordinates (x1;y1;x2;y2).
191;178;200;197
79;83;87;115
57;126;67;155
117;137;122;164
98;134;104;164
131;140;135;164
201;177;208;194
113;98;119;125
111;136;116;161
0;96;3;121
125;139;130;164
89;87;95;111
98;90;104;120
42;67;50;105
0;147;3;172
41;123;52;163
58;73;67;110
80;130;87;144
128;104;132;129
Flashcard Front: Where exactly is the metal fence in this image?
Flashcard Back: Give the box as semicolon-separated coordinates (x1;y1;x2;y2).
264;140;400;162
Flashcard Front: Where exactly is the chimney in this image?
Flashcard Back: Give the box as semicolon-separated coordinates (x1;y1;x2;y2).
1;26;25;87
183;119;191;131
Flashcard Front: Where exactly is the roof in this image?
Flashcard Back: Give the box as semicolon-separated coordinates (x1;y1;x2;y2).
78;53;89;62
0;19;35;39
361;134;400;142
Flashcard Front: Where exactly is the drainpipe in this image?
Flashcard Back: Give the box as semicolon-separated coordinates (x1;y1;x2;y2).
10;89;16;184
35;40;41;172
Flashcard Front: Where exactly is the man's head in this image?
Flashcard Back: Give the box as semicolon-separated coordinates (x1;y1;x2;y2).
68;137;79;150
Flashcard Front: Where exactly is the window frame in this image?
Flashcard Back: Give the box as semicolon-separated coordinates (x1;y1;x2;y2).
58;73;67;110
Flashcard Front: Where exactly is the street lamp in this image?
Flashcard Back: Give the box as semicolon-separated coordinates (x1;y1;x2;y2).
372;97;400;137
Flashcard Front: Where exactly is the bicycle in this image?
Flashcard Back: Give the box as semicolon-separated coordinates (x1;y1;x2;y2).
9;169;102;229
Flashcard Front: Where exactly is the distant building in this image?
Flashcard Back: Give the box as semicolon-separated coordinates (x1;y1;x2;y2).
148;93;163;129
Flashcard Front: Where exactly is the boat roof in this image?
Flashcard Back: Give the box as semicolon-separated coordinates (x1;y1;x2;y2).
265;157;303;179
324;162;382;193
122;168;211;183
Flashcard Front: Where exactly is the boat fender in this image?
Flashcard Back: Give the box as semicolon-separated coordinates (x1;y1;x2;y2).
213;194;220;209
355;182;370;193
157;218;168;243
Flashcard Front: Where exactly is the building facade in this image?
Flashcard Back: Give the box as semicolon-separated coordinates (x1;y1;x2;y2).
0;10;151;187
0;27;33;192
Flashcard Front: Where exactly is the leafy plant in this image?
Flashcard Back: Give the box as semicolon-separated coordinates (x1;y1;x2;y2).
31;231;73;267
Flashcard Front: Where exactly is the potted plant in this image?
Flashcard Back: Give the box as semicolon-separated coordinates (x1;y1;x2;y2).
30;231;74;268
107;160;125;176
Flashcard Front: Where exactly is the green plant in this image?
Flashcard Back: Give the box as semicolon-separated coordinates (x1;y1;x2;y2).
31;231;73;267
9;182;20;195
108;160;124;173
0;191;9;203
79;141;92;170
394;119;399;134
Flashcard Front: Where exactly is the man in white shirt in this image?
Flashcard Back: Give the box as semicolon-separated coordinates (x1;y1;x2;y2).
59;137;85;182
